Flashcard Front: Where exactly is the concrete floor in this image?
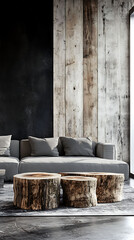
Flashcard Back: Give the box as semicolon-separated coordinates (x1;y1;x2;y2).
0;216;134;240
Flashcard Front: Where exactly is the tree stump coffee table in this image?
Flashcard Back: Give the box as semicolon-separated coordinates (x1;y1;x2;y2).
61;176;97;207
13;172;61;210
60;172;124;203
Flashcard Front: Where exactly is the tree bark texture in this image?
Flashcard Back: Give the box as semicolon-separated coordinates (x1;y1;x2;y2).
61;176;97;207
13;172;61;210
60;172;124;203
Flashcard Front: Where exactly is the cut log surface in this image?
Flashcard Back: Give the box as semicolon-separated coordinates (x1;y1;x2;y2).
61;176;97;208
13;172;61;210
60;172;124;203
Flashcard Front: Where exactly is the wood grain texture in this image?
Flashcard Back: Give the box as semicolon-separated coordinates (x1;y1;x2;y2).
53;0;66;137
13;173;61;210
98;0;134;162
65;0;83;137
83;0;98;141
60;172;124;203
61;176;97;207
117;0;134;162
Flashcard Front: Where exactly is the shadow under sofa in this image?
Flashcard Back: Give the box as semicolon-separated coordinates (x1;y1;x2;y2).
0;139;129;181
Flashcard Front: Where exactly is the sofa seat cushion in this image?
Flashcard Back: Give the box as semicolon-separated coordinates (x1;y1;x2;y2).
0;157;19;181
19;156;129;180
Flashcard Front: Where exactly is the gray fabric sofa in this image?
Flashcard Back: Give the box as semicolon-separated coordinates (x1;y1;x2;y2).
0;139;129;181
0;140;19;181
18;139;129;180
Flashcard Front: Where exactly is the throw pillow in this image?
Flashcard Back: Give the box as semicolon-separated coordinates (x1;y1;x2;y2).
0;135;12;156
28;136;59;157
60;137;94;156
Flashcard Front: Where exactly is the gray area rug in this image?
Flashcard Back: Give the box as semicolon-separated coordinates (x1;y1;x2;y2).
0;183;134;216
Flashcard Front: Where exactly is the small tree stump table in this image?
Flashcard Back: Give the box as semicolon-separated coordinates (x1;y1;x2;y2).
13;172;61;210
60;172;124;203
61;176;97;207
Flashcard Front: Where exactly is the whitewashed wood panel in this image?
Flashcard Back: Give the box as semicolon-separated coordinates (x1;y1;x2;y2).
98;0;124;160
65;0;83;137
53;0;66;137
98;0;107;142
83;0;98;141
98;0;134;162
117;0;134;162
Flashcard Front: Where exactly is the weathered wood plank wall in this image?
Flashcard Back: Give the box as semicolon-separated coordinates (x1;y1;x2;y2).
54;0;134;163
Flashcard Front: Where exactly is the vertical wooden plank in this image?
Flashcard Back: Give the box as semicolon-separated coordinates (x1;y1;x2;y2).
53;0;66;137
98;0;107;143
83;0;98;141
65;0;83;137
130;5;134;172
98;0;122;160
117;0;128;162
104;0;119;157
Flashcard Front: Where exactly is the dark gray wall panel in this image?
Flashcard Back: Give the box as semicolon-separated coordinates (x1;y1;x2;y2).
0;2;53;139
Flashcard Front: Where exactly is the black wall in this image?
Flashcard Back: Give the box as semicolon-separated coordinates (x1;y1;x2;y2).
0;2;53;140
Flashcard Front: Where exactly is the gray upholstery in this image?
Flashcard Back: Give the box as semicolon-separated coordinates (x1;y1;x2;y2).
20;139;31;159
0;140;19;181
96;142;115;160
20;138;64;158
0;157;19;181
0;139;129;181
19;156;129;180
92;141;97;156
0;135;12;156
10;140;20;158
60;137;94;156
29;136;59;156
20;139;96;158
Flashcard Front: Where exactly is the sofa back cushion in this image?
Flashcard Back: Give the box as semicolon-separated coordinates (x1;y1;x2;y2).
20;138;97;159
20;138;64;159
10;140;19;158
60;137;95;156
92;141;97;156
0;135;12;156
28;136;59;157
20;139;31;159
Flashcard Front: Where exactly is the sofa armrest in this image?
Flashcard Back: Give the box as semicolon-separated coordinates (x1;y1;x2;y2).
96;142;116;160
